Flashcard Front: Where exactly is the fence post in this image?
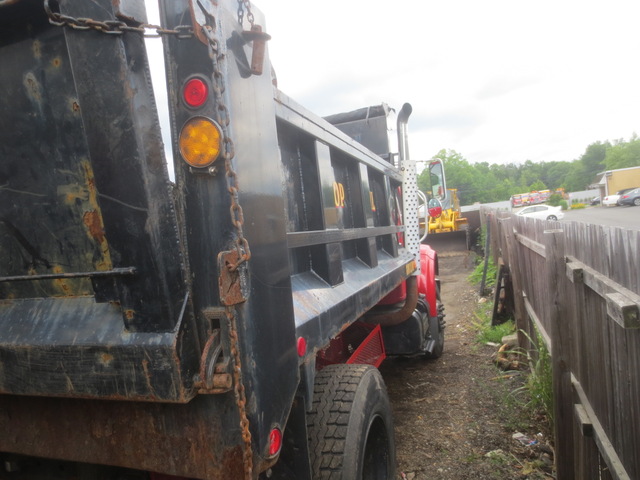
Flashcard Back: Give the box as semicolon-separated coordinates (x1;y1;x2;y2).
479;215;491;296
544;228;574;479
502;218;527;347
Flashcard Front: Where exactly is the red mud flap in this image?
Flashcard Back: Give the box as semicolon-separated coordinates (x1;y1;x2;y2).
317;323;386;369
347;324;386;368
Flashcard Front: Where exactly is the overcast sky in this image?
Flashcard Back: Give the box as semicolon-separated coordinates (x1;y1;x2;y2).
255;0;640;166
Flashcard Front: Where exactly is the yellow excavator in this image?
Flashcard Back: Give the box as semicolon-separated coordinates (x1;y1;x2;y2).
421;159;471;251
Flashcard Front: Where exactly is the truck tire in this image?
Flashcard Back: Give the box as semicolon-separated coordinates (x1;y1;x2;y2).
424;285;445;360
307;364;395;480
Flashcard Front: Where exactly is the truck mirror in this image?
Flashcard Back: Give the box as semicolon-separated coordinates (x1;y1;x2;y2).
428;159;447;201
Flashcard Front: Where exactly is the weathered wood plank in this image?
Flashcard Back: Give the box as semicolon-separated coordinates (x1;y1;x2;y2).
523;295;552;356
565;255;640;329
515;231;546;258
574;404;594;437
572;374;632;480
494;213;639;479
545;229;574;480
503;218;530;349
605;292;640;329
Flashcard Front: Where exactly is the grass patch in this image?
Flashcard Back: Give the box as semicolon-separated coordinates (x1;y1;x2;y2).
468;254;497;289
472;301;515;344
514;330;554;431
470;295;553;436
477;319;516;344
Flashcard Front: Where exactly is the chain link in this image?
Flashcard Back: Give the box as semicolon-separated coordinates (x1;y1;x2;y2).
237;0;255;27
198;6;254;479
46;0;255;476
42;0;252;272
43;0;193;38
199;28;252;273
226;309;253;477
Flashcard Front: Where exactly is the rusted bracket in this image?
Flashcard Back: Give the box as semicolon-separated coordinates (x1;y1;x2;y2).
190;0;217;45
218;250;248;305
194;329;233;393
241;25;271;75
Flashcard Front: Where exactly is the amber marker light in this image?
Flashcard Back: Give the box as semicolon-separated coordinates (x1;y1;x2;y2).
179;116;222;168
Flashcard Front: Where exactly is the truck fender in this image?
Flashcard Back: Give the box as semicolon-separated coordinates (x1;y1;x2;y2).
418;244;438;318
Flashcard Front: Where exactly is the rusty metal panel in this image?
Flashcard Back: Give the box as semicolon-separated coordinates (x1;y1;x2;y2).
0;393;247;479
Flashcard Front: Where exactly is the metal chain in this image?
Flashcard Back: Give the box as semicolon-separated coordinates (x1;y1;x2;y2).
43;0;193;38
198;6;253;480
42;1;251;269
226;309;253;479
46;0;254;476
237;0;255;27
199;31;252;273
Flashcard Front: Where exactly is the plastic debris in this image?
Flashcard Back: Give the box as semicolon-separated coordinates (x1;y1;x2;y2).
512;432;538;446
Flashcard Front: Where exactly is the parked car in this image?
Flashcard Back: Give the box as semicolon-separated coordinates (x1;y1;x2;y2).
590;196;601;205
603;187;637;206
516;204;565;221
618;188;640;206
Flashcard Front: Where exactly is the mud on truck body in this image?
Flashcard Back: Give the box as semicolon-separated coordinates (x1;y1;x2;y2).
0;1;444;479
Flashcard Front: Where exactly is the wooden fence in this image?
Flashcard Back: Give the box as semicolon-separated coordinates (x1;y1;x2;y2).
483;209;640;480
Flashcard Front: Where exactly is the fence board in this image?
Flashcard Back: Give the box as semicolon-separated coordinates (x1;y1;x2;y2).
489;211;639;480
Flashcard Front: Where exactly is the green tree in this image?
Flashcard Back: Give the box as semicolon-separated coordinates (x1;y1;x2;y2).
528;180;547;191
604;134;640;170
565;141;609;190
543;162;573;190
416;135;632;206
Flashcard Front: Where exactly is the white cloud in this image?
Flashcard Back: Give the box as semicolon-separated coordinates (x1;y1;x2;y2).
257;0;640;164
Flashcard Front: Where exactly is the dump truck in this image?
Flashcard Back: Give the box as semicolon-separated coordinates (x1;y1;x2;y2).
0;1;444;479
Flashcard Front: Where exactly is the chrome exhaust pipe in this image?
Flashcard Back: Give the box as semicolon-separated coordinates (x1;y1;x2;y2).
397;103;413;165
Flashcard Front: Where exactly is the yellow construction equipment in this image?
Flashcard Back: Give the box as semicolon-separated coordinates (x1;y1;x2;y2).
421;159;470;251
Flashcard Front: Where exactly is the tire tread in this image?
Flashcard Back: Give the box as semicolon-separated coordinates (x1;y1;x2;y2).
307;364;372;479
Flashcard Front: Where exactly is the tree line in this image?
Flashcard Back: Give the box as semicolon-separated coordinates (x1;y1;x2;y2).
417;134;640;205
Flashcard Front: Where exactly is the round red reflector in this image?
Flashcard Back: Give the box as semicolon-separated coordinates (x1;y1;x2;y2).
428;205;443;218
269;428;283;457
296;337;307;357
183;78;208;108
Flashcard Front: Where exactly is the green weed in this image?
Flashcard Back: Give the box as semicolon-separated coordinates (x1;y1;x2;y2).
468;254;497;289
512;329;554;431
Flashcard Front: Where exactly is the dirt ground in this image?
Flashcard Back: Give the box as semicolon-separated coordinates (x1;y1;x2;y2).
380;252;555;480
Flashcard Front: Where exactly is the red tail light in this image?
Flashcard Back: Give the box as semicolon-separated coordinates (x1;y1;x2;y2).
183;78;208;108
269;428;283;457
297;337;307;357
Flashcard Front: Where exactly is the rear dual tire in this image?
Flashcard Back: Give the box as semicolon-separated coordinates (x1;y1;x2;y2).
307;364;395;480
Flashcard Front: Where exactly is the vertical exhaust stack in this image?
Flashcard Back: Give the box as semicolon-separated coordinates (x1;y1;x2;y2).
397;103;413;167
396;103;421;274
